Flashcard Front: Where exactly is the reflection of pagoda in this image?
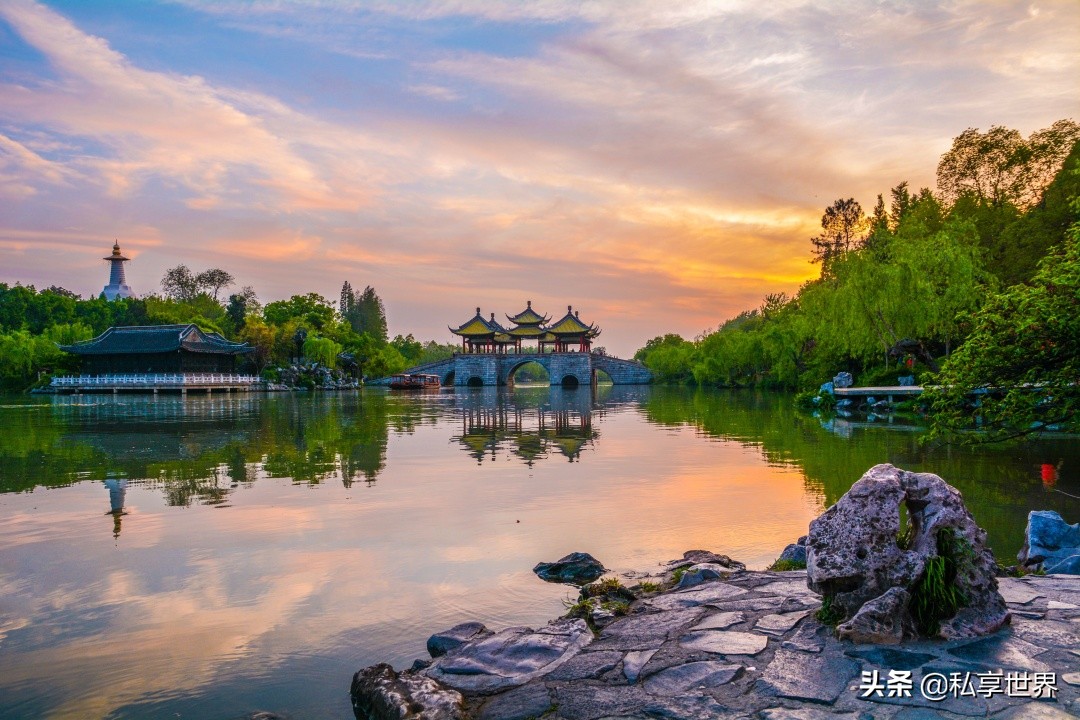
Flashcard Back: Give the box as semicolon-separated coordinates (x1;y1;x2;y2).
101;241;136;301
450;397;598;466
104;477;128;538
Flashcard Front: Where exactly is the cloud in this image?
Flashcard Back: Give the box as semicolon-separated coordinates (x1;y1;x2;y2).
1;0;1078;354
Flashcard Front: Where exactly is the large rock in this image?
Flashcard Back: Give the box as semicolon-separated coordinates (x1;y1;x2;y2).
424;618;592;694
532;552;605;585
832;371;853;388
351;663;465;720
427;622;493;658
806;464;1009;641
1018;510;1080;575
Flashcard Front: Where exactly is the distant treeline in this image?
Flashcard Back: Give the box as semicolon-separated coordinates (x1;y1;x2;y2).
0;274;455;390
634;120;1080;439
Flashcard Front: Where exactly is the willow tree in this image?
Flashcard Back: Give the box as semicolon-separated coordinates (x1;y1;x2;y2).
799;217;986;370
926;219;1080;442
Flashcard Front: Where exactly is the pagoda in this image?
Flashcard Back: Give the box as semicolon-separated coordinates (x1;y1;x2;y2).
450;303;601;354
101;241;136;301
504;300;550;353
448;308;516;354
544;305;601;353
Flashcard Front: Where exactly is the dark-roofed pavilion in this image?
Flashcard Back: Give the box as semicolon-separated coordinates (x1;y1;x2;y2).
60;324;253;375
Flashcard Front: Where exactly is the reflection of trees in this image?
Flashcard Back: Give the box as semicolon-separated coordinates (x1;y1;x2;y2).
639;387;1080;559
0;393;444;505
451;388;599;466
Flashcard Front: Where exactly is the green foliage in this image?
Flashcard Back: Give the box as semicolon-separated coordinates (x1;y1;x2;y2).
341;284;388;342
926;217;1080;442
815;594;845;627
303;336;343;368
767;559;806;571
637;581;662;593
634;120;1077;394
909;529;969;636
635;334;696;384
263;293;336;331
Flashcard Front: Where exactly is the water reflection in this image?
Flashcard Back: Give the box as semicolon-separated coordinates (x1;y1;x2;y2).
104;477;127;538
0;387;1078;720
452;388;599;465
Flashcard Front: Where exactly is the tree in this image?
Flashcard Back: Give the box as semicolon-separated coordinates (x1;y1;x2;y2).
810;198;868;274
195;268;235;301
937;120;1079;211
263;293;336;330
344;285;388;342
226;286;260;331
340;280;354;317
926;218;1080;442
161;265;200;302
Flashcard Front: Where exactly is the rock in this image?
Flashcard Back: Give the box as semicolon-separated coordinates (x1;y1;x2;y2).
758;647;860;704
623;649;657;683
351;663;466;720
836;586;910;644
1018;510;1080;574
663;550;746;573
641;661;742;695
427;621;492;658
678;629;768;655
533;552;605;585
690;611;744;630
898;375;916;386
819;381;834;394
675;562;733;588
777;541;807;566
806;464;1009;641
476;683;552;720
424;618;592;694
544;649;622;681
833;371;853;388
755;610;810;635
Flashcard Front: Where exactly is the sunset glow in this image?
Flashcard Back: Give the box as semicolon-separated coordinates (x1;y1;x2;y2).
2;1;1078;354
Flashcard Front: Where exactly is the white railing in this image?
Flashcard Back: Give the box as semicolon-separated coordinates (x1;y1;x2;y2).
51;374;260;387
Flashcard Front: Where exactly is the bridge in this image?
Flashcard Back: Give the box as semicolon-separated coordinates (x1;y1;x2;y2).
375;352;652;387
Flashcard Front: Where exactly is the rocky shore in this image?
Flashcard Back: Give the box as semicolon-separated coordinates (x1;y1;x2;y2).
351;465;1080;720
353;566;1080;720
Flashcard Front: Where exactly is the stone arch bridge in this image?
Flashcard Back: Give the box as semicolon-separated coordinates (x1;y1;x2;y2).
378;353;652;387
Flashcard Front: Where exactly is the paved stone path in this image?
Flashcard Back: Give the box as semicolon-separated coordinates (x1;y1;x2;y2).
408;570;1080;720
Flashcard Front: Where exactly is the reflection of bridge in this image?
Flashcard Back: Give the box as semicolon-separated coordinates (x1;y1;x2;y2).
451;388;600;465
380;352;652;387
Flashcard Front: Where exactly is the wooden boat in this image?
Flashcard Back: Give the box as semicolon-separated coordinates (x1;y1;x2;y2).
388;373;441;390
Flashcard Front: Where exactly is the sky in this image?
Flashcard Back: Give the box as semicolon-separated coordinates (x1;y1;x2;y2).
1;1;1078;357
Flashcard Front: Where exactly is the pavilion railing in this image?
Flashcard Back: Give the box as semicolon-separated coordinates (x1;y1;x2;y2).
51;373;261;387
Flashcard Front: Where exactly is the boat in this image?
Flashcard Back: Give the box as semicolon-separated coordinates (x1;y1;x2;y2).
388;373;441;390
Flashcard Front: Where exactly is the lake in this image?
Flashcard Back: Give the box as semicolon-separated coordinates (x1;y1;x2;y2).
1;386;1077;719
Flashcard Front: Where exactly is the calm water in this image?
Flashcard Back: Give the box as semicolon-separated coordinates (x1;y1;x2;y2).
0;386;1077;719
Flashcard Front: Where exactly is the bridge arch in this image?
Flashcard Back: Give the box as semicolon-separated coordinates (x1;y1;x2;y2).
502;358;551;387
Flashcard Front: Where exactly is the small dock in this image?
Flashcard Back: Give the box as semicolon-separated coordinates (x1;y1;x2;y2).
833;385;923;402
50;373;261;395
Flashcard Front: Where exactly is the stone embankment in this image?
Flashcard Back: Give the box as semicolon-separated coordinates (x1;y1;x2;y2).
352;566;1080;720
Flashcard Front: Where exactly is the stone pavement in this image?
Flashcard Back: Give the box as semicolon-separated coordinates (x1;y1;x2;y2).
360;568;1080;720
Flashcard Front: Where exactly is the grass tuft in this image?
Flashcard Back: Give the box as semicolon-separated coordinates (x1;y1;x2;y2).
768;558;806;571
815;594;845;626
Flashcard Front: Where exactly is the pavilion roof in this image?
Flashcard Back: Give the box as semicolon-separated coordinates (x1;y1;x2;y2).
508;325;548;338
506;300;549;326
545;306;601;338
59;324;253;355
449;308;501;337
